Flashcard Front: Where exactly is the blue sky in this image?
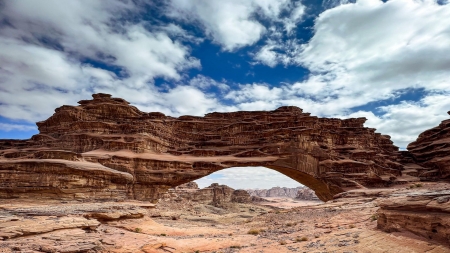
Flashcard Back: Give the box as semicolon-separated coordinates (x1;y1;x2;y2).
1;0;450;189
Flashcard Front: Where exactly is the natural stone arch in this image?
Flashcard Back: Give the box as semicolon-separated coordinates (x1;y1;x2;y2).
0;93;404;202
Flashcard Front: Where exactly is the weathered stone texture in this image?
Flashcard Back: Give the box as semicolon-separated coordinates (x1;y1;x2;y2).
407;112;450;180
246;187;303;198
247;186;319;200
377;190;450;245
295;187;320;201
167;183;251;206
0;93;443;202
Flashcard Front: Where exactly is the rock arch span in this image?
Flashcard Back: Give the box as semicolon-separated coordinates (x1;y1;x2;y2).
0;93;405;202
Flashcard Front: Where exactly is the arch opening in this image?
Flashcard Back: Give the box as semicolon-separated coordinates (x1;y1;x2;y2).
169;164;332;201
166;166;322;209
195;166;304;190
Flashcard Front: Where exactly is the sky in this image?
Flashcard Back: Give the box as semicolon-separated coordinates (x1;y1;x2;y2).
1;0;450;189
195;167;304;189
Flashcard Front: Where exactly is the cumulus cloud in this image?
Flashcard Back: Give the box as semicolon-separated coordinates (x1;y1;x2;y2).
345;92;450;148
322;0;356;9
296;0;450;145
168;0;306;51
1;0;450;151
253;38;302;67
237;0;450;147
225;83;283;103
195;167;304;189
0;0;202;121
188;75;230;92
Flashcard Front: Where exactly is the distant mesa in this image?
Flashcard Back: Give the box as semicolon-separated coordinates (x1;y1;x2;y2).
0;93;449;202
166;182;251;206
246;186;320;201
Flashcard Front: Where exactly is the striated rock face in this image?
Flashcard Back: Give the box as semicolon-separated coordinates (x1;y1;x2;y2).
175;182;199;190
246;186;303;198
0;93;424;202
231;189;252;203
168;183;251;206
0;216;99;239
247;186;319;200
407;112;450;181
295;187;320;201
377;190;450;245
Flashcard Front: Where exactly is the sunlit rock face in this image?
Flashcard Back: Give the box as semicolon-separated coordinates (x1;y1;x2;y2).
0;93;438;202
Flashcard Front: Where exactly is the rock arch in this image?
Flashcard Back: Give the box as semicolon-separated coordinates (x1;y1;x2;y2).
0;93;405;202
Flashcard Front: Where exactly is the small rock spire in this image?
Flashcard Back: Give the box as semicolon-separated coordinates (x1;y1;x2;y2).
92;93;112;99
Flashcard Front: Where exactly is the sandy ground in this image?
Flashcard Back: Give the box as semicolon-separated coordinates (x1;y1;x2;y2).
1;187;449;253
258;197;323;209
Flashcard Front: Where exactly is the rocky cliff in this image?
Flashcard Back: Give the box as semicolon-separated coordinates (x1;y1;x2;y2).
166;183;251;206
247;187;302;198
247;186;319;200
0;93;444;202
377;189;450;245
406;111;450;181
295;187;320;201
175;182;199;190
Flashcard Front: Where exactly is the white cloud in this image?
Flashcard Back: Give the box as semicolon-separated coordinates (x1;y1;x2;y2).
255;0;450;97
168;0;306;51
162;86;220;116
0;0;201;122
1;0;449;152
168;0;265;51
290;0;450;102
189;75;230;92
295;0;450;146
225;83;283;103
322;0;354;9
0;123;36;132
195;167;304;189
241;0;450;147
254;44;278;67
282;2;306;34
159;23;204;45
345;92;450;148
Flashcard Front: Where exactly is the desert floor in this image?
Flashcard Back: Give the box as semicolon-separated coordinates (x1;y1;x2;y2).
1;186;449;253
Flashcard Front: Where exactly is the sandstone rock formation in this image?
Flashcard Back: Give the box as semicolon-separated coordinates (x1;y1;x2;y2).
0;200;155;252
406;112;450;181
231;189;252;203
168;183;251;206
0;216;99;239
175;182;199;190
247;186;319;201
296;187;320;201
247;186;304;198
0;93;440;202
377;189;450;245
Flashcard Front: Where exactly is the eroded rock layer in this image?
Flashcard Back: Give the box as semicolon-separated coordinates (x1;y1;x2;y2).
166;183;251;206
377;189;450;245
0;93;427;202
407;111;450;180
246;187;304;199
